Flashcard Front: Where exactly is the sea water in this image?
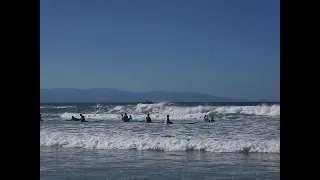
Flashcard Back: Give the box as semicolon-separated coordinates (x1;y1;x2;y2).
40;102;280;180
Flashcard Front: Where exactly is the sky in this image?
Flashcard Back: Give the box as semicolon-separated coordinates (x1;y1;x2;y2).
40;0;280;101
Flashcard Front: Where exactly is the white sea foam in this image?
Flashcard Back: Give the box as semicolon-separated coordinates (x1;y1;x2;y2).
40;106;75;109
40;129;279;153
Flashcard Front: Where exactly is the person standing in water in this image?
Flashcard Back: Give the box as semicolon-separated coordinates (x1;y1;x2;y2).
164;115;173;124
80;114;87;122
146;113;152;123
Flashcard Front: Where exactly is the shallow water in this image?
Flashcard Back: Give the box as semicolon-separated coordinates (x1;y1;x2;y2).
40;147;280;180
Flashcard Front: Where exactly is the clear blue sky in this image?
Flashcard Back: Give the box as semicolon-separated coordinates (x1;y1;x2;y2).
40;0;280;101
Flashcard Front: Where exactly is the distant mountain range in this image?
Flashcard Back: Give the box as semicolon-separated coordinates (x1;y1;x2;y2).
40;88;274;102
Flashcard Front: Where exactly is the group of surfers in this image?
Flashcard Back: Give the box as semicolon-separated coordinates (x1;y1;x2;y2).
203;115;215;122
121;113;173;124
120;113;214;124
69;114;88;122
40;113;214;124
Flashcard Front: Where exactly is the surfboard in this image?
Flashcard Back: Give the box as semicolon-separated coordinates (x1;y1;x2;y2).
179;122;197;124
92;120;103;123
128;120;197;124
130;120;163;123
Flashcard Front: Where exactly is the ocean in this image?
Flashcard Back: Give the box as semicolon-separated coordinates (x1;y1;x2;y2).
40;102;280;180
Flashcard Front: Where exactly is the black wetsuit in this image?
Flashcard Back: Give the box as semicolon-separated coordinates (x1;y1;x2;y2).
146;116;152;123
165;118;173;124
80;116;87;122
72;117;80;121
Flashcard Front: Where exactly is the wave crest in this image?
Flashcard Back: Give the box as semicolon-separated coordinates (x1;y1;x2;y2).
60;103;280;120
40;130;279;153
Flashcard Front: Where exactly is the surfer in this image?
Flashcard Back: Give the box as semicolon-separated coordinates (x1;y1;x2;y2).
146;113;152;123
204;114;215;122
164;115;173;124
128;115;132;121
204;115;209;122
80;114;87;122
123;113;129;122
71;116;80;121
121;114;124;121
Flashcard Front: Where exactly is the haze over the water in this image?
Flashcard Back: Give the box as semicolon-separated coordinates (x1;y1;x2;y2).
40;0;280;101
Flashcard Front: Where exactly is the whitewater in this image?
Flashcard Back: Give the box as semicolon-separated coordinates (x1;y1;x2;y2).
40;102;280;154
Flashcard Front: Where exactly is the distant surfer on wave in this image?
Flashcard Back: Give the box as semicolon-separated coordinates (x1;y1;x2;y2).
121;113;131;122
210;116;215;122
146;113;152;123
80;114;87;122
164;115;173;124
204;114;215;122
71;116;80;121
123;113;129;122
204;115;209;122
